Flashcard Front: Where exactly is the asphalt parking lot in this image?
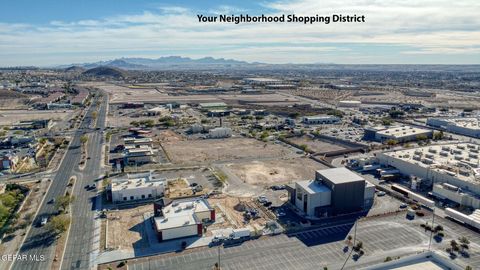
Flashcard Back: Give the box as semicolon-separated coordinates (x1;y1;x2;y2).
125;212;475;270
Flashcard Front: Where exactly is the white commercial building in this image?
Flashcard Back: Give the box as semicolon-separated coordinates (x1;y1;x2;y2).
208;127;232;139
365;125;433;143
427;117;480;138
153;197;215;241
338;100;361;108
243;77;283;86
124;137;153;147
295;180;331;217
377;143;480;208
107;172;166;203
302;115;340;125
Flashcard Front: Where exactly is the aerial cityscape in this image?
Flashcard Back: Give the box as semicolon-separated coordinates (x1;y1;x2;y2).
0;1;480;270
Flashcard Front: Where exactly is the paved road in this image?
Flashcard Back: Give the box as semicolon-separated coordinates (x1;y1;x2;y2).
11;95;102;270
62;93;108;270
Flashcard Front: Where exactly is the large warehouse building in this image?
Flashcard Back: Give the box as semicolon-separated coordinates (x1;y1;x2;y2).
364;125;433;143
377;143;480;208
290;168;374;217
427;117;480;138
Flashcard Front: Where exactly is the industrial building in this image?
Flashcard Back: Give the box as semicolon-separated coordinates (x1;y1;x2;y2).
427;117;480;138
290;168;374;217
338;100;361;107
364;125;433;143
377;143;480;208
302;115;340;125
208;127;232;139
107;172;166;203
198;102;228;111
243;77;283;86
152;197;215;241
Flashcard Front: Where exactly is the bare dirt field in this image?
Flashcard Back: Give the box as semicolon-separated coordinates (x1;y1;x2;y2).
286;136;346;153
106;205;151;251
0;110;71;125
155;130;184;143
208;195;270;229
226;157;328;186
162;138;292;164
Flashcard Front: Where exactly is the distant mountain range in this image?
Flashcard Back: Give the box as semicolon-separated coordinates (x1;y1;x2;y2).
59;56;262;70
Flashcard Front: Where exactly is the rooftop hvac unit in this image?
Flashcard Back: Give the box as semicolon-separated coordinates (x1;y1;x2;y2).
454;155;463;160
467;144;476;149
184;221;190;225
414;150;423;155
174;207;181;212
457;145;466;150
469;153;478;159
413;155;421;161
442;146;451;151
172;202;179;207
422;158;434;164
426;154;434;159
472;149;479;153
440;151;449;157
459;170;470;176
453;149;462;154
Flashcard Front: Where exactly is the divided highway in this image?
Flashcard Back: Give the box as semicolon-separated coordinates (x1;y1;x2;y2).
11;93;107;270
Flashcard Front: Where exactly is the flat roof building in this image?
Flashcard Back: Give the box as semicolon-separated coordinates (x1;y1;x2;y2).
377;143;480;207
107;172;166;203
152;197;215;241
427;117;480;138
291;168;373;217
365;125;433;143
302;115;340;125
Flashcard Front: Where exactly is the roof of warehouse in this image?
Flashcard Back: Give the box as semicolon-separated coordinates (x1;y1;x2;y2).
317;167;365;184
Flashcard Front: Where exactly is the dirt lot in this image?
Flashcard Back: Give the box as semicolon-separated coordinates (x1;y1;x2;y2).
0;110;72;125
162;138;292;164
106;205;150;251
208;195;270;229
155;130;184;143
226;157;328;186
286;136;346;153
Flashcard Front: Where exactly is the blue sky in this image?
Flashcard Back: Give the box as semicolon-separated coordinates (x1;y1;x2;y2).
0;0;479;66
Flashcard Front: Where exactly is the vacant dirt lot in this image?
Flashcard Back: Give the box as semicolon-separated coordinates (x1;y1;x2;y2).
226;157;328;186
286;136;346;153
106;205;150;251
0;110;72;125
208;195;270;229
162;138;291;164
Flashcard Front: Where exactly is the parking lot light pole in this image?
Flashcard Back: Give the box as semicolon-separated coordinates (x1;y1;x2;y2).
217;244;221;270
428;206;436;251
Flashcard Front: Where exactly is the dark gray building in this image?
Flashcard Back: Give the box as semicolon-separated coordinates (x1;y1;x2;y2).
315;168;365;215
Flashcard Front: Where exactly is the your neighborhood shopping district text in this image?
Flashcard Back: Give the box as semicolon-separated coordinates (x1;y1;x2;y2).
197;14;366;24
